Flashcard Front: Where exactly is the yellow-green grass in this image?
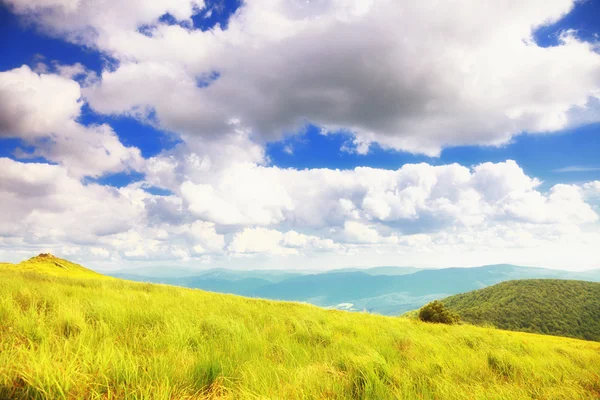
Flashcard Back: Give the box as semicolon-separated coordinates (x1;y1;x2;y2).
1;261;600;399
1;254;109;280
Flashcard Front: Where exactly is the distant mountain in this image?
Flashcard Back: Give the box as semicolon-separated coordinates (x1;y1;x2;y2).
443;280;600;341
111;266;206;278
326;266;423;276
110;264;600;316
192;268;304;283
251;264;600;314
577;269;600;281
109;273;272;296
111;267;302;283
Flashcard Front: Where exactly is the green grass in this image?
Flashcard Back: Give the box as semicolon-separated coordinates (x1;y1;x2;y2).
443;279;600;342
1;258;600;399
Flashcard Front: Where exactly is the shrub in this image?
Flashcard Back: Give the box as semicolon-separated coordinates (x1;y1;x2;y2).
418;300;460;324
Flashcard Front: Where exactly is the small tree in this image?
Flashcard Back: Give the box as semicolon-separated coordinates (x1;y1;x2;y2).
418;300;459;324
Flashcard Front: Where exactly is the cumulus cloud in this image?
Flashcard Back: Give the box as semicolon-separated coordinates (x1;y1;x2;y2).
0;66;143;177
5;0;600;155
142;140;599;266
0;65;81;137
29;0;595;154
180;164;294;226
228;227;340;256
1;155;599;269
153;155;596;233
228;227;298;256
3;0;204;36
0;158;143;241
499;184;598;224
342;221;398;244
0;158;225;262
583;181;600;201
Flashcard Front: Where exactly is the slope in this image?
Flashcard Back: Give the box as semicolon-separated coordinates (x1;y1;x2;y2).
1;259;600;399
443;279;600;341
1;253;108;279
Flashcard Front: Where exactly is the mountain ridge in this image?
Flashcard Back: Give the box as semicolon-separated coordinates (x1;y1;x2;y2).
106;263;600;315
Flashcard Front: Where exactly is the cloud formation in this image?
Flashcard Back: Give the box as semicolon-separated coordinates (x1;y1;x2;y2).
0;66;143;177
6;0;599;154
1;0;600;270
1;152;598;269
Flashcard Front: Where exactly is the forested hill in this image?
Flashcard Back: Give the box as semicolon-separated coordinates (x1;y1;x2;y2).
443;279;600;341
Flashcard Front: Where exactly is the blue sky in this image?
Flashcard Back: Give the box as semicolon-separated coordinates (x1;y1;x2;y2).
0;0;599;270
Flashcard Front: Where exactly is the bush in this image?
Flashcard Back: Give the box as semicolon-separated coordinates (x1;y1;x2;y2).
418;301;460;324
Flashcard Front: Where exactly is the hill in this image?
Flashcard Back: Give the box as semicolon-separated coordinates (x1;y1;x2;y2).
1;253;108;279
2;258;600;398
443;280;600;341
109;264;600;315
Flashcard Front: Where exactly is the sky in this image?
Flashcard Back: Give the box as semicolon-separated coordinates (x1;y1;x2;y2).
0;0;599;272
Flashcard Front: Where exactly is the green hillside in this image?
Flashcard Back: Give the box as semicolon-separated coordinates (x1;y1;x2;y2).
1;258;600;399
443;280;600;341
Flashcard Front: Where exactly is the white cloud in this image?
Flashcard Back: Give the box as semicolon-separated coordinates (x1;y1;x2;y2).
3;0;205;35
282;230;340;251
65;0;600;155
0;66;143;177
499;184;598;224
471;160;540;202
583;181;600;203
555;166;600;173
152;152;597;235
342;221;398;244
0;65;81;137
6;0;597;154
228;227;297;256
1;155;599;269
0;158;143;241
180;163;294;226
228;227;340;256
0;158;226;262
185;221;224;253
283;145;294;155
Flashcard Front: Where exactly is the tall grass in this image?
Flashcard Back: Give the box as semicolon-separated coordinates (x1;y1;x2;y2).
1;268;599;399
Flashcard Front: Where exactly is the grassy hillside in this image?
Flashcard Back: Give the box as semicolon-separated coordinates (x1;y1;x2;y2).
1;254;108;279
1;259;600;399
443;280;600;342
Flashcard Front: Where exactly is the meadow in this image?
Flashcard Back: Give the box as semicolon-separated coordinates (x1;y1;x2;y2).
1;257;600;399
